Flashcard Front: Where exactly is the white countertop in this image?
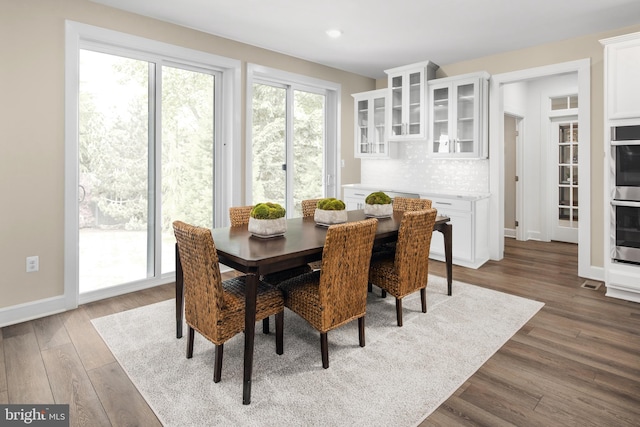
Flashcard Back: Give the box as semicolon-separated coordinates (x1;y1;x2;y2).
342;183;490;201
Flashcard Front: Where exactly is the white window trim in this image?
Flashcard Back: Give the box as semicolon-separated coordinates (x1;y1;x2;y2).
245;63;341;207
64;21;241;308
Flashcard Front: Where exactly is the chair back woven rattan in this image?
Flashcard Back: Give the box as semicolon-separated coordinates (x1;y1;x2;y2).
278;218;378;368
368;208;437;326
393;197;432;211
229;205;253;226
301;198;322;217
172;220;284;382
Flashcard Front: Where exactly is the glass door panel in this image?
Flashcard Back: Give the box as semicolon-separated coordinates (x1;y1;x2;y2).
161;66;215;274
456;83;475;153
357;98;369;154
408;71;421;135
292;90;324;217
432;86;449;153
553;118;579;243
251;83;286;208
373;96;386;154
390;75;403;137
79;50;150;293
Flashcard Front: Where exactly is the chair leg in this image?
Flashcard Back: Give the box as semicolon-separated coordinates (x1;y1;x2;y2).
320;332;329;369
213;344;224;383
420;287;427;313
358;316;365;347
381;289;387;298
263;317;270;334
368;283;372;292
395;297;403;327
186;326;195;358
275;311;284;355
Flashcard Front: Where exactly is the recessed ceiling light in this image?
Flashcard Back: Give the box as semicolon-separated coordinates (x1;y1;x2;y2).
326;29;343;39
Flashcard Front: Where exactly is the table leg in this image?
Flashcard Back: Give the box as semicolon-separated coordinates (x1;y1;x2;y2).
175;243;184;339
442;223;453;296
243;271;258;405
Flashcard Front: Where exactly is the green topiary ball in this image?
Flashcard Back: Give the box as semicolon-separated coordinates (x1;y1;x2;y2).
316;198;346;210
250;202;286;219
365;191;392;205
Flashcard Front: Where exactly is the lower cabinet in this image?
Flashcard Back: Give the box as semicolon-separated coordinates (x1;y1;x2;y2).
342;186;489;269
426;195;489;269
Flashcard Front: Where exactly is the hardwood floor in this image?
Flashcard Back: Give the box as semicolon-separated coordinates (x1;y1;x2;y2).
1;239;639;426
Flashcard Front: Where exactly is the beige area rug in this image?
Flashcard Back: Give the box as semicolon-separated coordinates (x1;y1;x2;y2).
92;275;543;426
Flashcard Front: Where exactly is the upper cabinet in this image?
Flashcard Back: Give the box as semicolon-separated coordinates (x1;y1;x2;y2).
352;89;394;158
385;61;438;141
601;32;640;120
428;71;489;158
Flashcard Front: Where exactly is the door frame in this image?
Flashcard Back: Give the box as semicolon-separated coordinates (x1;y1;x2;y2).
489;58;594;279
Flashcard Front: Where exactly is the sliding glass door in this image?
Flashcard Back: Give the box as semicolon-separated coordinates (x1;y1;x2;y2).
251;82;325;217
78;49;216;294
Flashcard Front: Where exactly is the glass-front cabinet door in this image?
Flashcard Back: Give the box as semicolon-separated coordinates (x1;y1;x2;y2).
353;89;390;158
428;72;489;158
385;61;437;141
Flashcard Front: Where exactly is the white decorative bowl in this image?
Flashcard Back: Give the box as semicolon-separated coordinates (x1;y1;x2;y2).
248;217;287;238
364;203;393;217
314;209;348;226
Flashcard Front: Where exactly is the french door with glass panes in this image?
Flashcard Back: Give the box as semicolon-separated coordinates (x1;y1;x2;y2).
552;117;579;243
250;82;325;217
78;49;218;296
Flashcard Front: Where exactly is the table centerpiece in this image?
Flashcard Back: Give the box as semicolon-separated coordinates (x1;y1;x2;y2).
364;191;393;217
248;202;287;238
314;197;348;226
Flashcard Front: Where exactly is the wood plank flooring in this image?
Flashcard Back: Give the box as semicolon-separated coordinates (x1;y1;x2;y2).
1;239;639;426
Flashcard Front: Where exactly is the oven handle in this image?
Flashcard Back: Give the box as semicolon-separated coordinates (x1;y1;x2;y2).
611;200;640;208
611;139;640;146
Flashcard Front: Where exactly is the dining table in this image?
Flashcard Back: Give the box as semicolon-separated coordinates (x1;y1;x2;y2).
174;209;452;404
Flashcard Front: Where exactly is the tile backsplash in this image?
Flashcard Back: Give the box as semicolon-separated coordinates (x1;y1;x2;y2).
359;141;489;195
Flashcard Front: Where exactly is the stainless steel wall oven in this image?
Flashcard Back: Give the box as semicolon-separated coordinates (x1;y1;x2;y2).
611;124;640;264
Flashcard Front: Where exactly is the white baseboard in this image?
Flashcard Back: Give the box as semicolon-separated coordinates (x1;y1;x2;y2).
0;296;70;328
504;228;516;238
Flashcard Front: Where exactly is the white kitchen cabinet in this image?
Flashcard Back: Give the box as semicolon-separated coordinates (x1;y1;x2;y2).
352;89;395;158
428;72;489;158
342;185;489;269
600;30;640;303
385;61;438;141
601;31;640;120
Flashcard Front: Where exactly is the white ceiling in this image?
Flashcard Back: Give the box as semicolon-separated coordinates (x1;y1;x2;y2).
92;0;640;79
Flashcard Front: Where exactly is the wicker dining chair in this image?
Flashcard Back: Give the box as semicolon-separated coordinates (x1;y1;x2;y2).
228;205;312;298
229;205;254;227
301;198;322;218
393;197;432;211
371;197;434;267
301;198;323;270
368;208;437;326
173;220;284;383
278;218;378;369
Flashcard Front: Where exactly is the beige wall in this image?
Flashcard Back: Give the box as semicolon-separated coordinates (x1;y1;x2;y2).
0;0;375;310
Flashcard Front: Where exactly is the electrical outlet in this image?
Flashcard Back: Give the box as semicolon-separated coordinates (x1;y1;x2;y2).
26;256;39;273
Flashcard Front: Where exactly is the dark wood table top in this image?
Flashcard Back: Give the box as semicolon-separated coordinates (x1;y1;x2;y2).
211;210;450;275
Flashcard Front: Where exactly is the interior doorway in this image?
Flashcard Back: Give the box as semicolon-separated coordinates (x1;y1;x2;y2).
489;59;592;279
